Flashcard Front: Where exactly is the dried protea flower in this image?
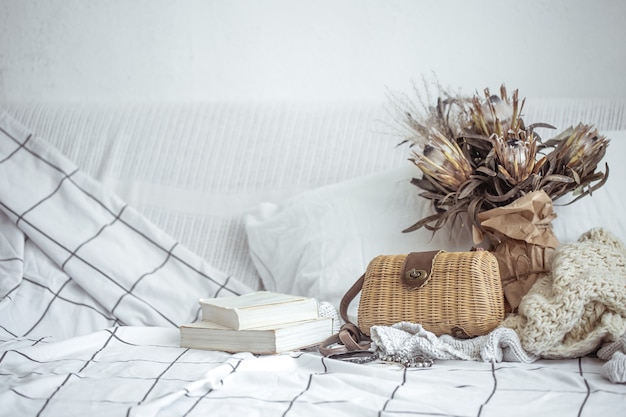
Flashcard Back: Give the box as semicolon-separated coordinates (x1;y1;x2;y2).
493;130;540;185
553;123;609;177
469;86;525;138
411;128;472;191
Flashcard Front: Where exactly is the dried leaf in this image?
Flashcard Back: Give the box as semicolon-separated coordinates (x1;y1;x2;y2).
476;166;498;177
541;174;575;184
527;122;556;130
457;179;482;200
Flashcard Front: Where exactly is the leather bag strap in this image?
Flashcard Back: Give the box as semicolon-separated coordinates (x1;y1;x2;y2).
319;273;371;356
339;273;365;324
318;322;369;356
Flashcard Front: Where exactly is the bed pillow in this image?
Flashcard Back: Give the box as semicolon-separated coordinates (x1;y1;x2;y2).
244;165;474;312
245;131;626;311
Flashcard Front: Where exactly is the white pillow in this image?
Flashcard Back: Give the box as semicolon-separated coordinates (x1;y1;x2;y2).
244;166;473;311
245;131;626;312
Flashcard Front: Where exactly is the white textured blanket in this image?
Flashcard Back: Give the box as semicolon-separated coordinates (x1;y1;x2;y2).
370;322;538;363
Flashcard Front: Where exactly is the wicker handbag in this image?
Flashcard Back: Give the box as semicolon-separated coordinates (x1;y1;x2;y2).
320;250;505;356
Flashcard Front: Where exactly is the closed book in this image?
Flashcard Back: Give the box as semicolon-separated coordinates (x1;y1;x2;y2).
180;317;334;354
199;291;319;330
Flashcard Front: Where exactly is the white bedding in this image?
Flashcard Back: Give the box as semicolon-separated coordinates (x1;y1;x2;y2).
2;327;623;417
1;104;626;416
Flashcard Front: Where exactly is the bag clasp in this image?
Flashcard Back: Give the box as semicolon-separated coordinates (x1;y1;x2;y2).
405;268;429;288
401;251;440;289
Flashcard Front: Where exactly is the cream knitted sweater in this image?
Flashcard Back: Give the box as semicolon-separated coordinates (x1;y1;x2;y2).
501;227;626;358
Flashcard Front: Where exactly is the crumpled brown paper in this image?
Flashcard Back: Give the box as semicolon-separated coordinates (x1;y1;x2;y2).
473;190;559;313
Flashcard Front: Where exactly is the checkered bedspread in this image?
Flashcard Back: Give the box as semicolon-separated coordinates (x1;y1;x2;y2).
0;111;625;416
2;327;622;417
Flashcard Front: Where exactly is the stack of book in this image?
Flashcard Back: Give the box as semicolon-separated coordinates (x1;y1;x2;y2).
179;291;334;354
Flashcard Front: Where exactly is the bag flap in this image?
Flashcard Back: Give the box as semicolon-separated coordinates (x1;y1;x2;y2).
401;250;441;289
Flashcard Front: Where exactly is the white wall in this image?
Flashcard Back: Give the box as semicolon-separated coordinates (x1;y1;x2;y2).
1;0;625;102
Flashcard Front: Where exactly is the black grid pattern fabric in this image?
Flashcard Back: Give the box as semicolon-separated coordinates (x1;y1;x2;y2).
1;326;625;417
0;111;251;340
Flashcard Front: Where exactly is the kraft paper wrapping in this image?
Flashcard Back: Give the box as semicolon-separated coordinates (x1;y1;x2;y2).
473;190;559;312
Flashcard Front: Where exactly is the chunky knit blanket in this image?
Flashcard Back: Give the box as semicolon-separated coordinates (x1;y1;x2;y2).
501;227;626;358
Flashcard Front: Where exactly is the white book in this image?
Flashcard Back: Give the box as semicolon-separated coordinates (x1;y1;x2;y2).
199;291;319;330
180;317;334;354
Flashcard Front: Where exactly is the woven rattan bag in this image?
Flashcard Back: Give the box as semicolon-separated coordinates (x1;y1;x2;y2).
342;250;505;339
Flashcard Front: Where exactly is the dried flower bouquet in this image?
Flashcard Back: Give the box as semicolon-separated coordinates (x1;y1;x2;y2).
392;83;610;236
391;82;611;311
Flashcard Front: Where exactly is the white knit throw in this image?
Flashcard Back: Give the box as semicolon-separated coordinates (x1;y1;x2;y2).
370;321;626;384
370;322;538;363
501;228;626;359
